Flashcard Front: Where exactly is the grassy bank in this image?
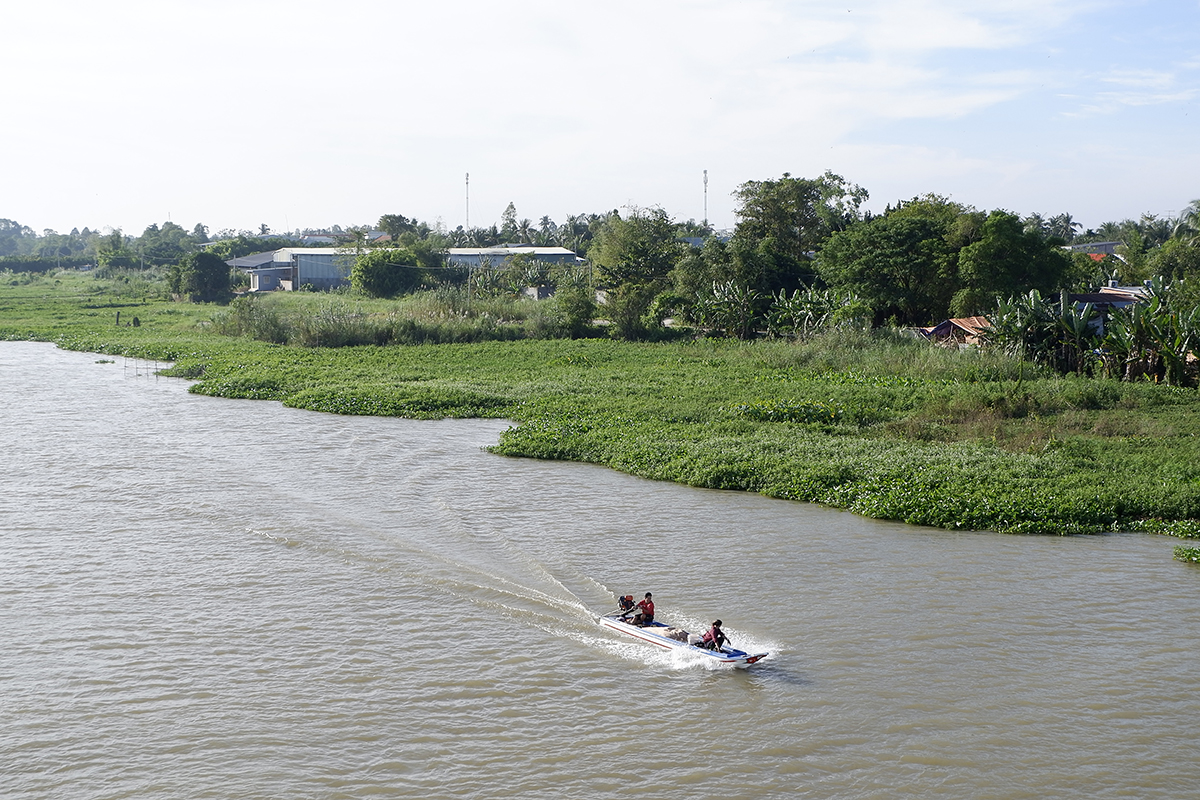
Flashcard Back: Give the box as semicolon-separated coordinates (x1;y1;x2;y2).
5;269;1200;539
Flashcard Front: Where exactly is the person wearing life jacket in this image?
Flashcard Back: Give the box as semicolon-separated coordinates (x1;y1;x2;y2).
702;620;728;651
631;592;655;626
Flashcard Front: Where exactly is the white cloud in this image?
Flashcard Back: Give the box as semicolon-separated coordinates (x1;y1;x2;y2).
1102;69;1179;90
0;0;1194;232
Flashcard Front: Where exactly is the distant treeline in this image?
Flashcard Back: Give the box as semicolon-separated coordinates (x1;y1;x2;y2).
0;255;93;272
5;174;1198;336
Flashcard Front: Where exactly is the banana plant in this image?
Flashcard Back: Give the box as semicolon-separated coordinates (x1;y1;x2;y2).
1055;289;1099;375
699;280;764;339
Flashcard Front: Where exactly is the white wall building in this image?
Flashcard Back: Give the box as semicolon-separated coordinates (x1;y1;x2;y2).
237;248;355;292
445;246;581;269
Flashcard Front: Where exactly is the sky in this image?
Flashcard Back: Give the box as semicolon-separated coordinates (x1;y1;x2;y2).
3;0;1197;237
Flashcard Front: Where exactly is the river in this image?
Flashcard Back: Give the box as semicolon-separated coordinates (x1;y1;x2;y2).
1;340;1198;799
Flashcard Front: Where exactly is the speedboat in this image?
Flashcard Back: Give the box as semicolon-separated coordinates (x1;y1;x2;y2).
595;611;769;667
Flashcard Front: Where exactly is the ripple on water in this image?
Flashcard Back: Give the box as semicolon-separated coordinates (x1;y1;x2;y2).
2;342;1200;800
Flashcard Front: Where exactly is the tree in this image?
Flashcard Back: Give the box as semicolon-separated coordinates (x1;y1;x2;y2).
168;251;230;300
605;283;662;341
516;218;535;244
886;193;969;227
378;214;414;240
136;220;192;265
1114;229;1149;284
1048;213;1081;242
1138;214;1173;248
97;229;136;268
351;248;419;297
1148;239;1200;307
670;237;731;310
817;214;955;325
952;211;1072;316
588;207;684;288
204;234;296;260
731;171;868;288
1023;212;1048;237
350;246;439;297
550;281;597;338
500;202;519;240
1096;221;1123;242
1174;199;1200;246
537;215;558;245
0;219;36;256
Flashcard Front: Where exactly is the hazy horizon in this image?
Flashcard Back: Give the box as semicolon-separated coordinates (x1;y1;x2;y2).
4;1;1196;237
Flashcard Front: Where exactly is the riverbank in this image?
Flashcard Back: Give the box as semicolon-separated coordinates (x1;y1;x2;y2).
4;273;1200;541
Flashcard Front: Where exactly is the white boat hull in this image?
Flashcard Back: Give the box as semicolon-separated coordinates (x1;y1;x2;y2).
596;613;769;667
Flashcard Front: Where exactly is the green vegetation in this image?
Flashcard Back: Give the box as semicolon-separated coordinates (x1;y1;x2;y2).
1176;546;1200;564
4;270;1200;547
4;185;1200;559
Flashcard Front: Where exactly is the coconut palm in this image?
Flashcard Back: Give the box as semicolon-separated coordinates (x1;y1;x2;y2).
1023;212;1049;237
1173;199;1200;246
1139;214;1173;248
537;216;558;246
1096;221;1123;241
1048;213;1081;242
516;218;536;245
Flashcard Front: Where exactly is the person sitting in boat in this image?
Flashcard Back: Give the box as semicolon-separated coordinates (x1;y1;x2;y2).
702;620;728;651
617;594;635;616
631;592;655;626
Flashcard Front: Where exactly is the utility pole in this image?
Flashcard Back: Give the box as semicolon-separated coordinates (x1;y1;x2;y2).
465;172;470;230
703;170;709;229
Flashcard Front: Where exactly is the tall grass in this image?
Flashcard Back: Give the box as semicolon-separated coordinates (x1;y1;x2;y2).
749;328;1037;382
8;276;1200;539
210;289;593;347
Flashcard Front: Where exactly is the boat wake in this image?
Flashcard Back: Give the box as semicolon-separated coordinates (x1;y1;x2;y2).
233;493;781;672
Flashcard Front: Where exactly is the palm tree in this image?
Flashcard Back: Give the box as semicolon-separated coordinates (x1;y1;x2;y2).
537;216;558;246
1048;213;1081;242
1139;214;1173;248
516;218;535;245
1096;221;1123;241
1023;212;1049;237
1173;200;1200;246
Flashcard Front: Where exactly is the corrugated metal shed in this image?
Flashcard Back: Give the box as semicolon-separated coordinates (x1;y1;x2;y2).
445;246;581;268
927;316;991;345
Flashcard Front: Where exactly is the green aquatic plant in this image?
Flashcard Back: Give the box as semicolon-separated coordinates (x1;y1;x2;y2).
6;277;1200;543
728;398;845;424
1175;546;1200;564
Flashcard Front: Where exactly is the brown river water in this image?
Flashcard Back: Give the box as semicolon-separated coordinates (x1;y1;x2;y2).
2;340;1199;799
